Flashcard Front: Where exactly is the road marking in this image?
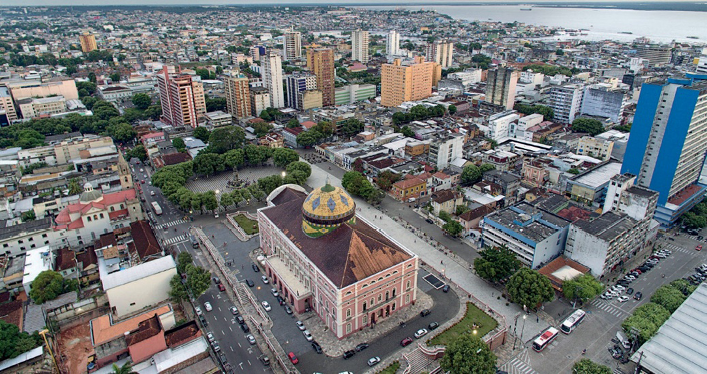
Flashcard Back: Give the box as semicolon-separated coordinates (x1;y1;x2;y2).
222;330;225;336
238;342;242;348
248;360;252;366
230;346;234;352
239;362;244;370
219;306;222;312
229;326;233;331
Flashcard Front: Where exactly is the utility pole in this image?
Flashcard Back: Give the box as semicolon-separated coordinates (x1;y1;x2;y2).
39;329;60;373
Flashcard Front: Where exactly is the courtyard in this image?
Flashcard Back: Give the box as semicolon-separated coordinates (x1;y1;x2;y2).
184;165;283;194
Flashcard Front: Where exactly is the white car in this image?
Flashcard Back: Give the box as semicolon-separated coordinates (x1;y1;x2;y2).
296;321;306;331
608;291;620;297
262;275;269;284
206;332;215;342
617;296;630;302
150;190;155;196
214;213;219;218
247;334;256;345
261;301;272;312
271;288;279;297
195;306;203;315
414;328;428;339
600;293;612;300
204;302;212;312
613;285;625;290
303;330;313;341
367;356;381;367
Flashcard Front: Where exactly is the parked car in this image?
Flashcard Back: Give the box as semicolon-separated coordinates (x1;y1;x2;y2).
428;322;440;330
271;288;279;297
252;264;260;272
311;341;323;354
626;288;634;295
634;292;643;300
343;350;356;359
697;245;703;251
285;305;293;314
204;302;212;312
617;296;629;302
247;334;256;345
259;355;271;366
296;321;306;331
303;330;313;342
206;332;215;342
355;343;369;352
288;352;298;364
600;293;612;300
212;277;221;284
195;306;202;316
442;284;450;293
367;357;381;367
261;275;269;284
218;284;226;292
198;315;208;327
241;323;250;333
414;329;428;339
212;341;221;352
246;279;254;287
400;337;413;346
420;309;431;317
236;316;245;324
262;301;272;312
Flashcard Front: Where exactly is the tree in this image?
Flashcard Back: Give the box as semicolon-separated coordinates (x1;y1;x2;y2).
342;171;366;194
169;275;189;302
244;144;269;166
439;211;452;223
88;72;96;83
622;303;670;344
186;265;210;297
21;211;36;222
563;274;604;303
0;320;41;360
29;270;65;304
443;220;464;237
669;279;697;296
253;121;273;137
68;178;83;195
106;122;136;143
400;126;415;138
126;145;147;162
223;149;245;170
193;153;224;177
176;252;193;274
257;175;284;194
286;161;312;178
572;359;611;374
193;126;211;142
109;72;121;82
131;93;151;110
473;246;522;283
341;118;364;137
286;118;301;128
682;212;707;229
376;170;400;191
448;104;457;115
507;268;554;309
209;126;245;154
172;137;186;153
650;284;686;313
111;360;135;374
273;148;300;168
296;131;319;147
571;118;604;135
461;164;482;185
439;334;496;374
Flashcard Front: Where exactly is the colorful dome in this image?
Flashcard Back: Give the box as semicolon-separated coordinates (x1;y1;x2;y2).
302;183;356;237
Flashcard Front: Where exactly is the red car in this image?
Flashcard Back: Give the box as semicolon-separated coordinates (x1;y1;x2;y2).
141;180;145;184
400;337;413;347
697;245;703;251
218;284;226;292
287;352;298;364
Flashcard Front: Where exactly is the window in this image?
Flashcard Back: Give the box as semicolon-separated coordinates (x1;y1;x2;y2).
363;314;367;324
346;309;351;318
363;302;367;311
406;280;411;290
42;234;47;238
392;302;396;311
386;291;389;300
346;323;351;334
2;244;6;248
100;213;104;219
405;294;410;304
370;297;374;307
110;206;115;212
18;240;23;244
87;216;92;222
130;302;136;306
392;288;396;297
28;237;33;242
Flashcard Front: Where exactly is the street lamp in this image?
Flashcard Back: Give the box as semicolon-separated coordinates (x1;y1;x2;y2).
520;315;527;349
281;171;287;179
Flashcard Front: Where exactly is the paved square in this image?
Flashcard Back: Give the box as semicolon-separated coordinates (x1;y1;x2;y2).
185;166;284;194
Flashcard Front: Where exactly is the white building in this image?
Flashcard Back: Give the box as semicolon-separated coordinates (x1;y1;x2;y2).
447;69;482;86
514;113;544;141
386;30;400;57
23;246;54;294
428;133;464;169
262;52;285;108
550;84;584;124
0;217;62;257
487;110;520;141
425;41;453;68
283;29;302;61
576;136;614;161
580;84;627;123
101;255;177;317
351;30;369;64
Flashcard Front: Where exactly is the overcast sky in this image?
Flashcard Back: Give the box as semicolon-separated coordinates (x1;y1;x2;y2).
0;0;667;6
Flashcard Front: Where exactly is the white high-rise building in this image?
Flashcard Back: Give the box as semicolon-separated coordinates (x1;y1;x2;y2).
549;84;584;124
351;30;369;64
386;30;400;57
284;29;302;61
696;47;707;74
426;41;453;68
262;52;285;108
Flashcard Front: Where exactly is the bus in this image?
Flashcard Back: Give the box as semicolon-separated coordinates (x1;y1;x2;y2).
532;327;559;352
560;309;586;334
151;201;163;215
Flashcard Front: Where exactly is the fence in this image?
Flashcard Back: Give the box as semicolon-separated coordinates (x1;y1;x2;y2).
225;211;259;241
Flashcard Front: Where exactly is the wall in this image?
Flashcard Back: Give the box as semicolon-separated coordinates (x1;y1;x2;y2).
565;227;608;276
106;268;177;317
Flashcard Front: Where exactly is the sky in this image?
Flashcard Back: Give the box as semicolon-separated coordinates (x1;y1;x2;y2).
0;0;681;6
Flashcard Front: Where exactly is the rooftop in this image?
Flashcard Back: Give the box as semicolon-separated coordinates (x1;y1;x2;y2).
571;162;622;189
573;211;638;241
102;255;176;291
0;217;52;241
90;304;172;346
485;202;571;244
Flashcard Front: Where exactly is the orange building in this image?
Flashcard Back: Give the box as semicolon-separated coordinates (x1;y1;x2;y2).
224;72;251;119
391;177;427;201
79;32;97;53
157;66;206;128
381;56;441;107
306;48;335;107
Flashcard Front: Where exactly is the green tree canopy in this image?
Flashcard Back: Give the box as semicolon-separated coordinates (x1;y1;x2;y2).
622;302;670;344
193;126;211;142
207;126;245;154
168;275;189;302
29;270;66;304
571;118;605;135
650;284;687;313
131;93;151;110
273;148;300;168
193;153;225;177
176;252;193;274
111;360;136;374
439;334;496;374
126;145;147;162
473;246;522;283
286;161;312;178
286;118;301;128
186;265;210;297
223;149;245;170
572;359;611;374
172;137;186;153
296;131;320;147
443;220;464;237
461;164;482;185
106;122;136;143
563;274;604;302
0;320;41;360
507;268;554;309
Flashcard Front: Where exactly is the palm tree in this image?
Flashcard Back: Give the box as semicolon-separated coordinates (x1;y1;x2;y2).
112;361;135;374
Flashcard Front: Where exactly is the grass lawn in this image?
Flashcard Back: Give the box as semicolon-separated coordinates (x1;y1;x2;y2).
234;214;259;235
427;302;498;346
379;361;400;374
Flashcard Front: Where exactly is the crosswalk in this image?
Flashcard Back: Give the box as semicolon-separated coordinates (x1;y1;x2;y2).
163;235;188;245
589;298;626;318
156;219;188;230
661;243;693;254
500;349;536;374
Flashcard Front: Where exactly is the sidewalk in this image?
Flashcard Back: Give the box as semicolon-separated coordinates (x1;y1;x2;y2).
307;165;550;345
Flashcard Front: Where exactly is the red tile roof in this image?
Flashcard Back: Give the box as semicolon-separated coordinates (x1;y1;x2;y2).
164;321;201;348
55;247;76;271
130;220;160;261
393;177;425;190
0;300;23;330
101;189;137;206
108;209;129;221
301;121;317;129
125;314;162;346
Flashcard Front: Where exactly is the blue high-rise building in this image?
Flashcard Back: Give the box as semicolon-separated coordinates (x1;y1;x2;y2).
621;78;707;227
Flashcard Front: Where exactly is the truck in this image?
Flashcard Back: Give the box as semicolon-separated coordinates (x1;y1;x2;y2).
151;201;163;215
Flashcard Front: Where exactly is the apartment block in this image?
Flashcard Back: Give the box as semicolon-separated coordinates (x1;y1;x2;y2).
381;56;441;107
386;30;400;57
351;30;370;64
425;41;453;68
17;96;67;118
0;85;17;122
335;84;376;105
79;32;97;53
428;133;464;169
249;86;270;117
286;73;318;110
580;84;627;123
224;72;251;119
306;48;335;107
157;67;206;128
576;136;614;161
550;84;584;124
262;51;285;108
284;29;302;61
485;67;518;110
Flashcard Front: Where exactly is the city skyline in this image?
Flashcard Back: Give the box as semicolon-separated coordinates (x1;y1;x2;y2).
1;0;693;6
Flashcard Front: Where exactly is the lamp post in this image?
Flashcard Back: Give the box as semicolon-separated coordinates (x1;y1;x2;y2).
519;314;527;349
513;314;519;350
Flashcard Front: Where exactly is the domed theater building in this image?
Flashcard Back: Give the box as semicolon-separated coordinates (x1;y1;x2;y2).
258;182;419;338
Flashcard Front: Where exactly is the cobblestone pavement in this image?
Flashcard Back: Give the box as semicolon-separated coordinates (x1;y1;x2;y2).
185;166;283;194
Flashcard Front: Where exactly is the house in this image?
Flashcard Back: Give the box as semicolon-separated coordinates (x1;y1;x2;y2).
482;170;521;204
283;127;304;148
430;190;464;216
391;177;427;202
457;205;496;239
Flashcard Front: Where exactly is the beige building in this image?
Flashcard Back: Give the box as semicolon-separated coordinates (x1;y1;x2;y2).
486;67;519;110
157;66;206;128
351;29;370;64
302;90;323;110
102;256;177;317
17;96;67;118
284;28;302;61
426;41;454;68
381;56;441;107
8;79;79;101
79;32;97;53
250;86;270;117
55;136;115;165
0;85;18;121
224;72;251;119
306;48;335;107
576;136;614;161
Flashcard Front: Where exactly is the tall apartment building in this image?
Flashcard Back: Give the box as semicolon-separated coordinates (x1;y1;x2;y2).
224;72;251;119
351;30;370;64
428;133;464;169
636;45;672;67
621;79;707;227
485;67;519;110
580;84;627;123
0;85;17;122
283;29;302;61
381;56;441;107
262;52;285;108
286;73;318;110
549;84;584;124
157;66;206;128
79;32;97;53
306;48;335;107
386;30;400;57
425;41;453;68
249;86;270;117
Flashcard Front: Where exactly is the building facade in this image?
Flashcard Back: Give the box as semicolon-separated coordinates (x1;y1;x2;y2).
425;41;453;68
262;51;285;109
580;84;627;123
386;30;400;57
284;29;302;61
224;72;251;119
351;30;370;64
0;86;17;121
249;86;270;117
79;32;97;53
17;96;67;118
307;48;335;107
334;84;376;105
550;84;584;124
258;184;419;339
286;73;318;110
157;67;206;128
428;133;464;169
485;67;519;110
381;56;440;107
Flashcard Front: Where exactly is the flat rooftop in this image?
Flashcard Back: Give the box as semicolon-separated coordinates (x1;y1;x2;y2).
571;162;622;189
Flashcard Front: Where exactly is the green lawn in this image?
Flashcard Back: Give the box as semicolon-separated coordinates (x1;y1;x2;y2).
427;302;498;346
379;361;400;374
234;214;259;235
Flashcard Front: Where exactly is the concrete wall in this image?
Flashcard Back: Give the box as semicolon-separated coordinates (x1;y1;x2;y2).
106;268;177;317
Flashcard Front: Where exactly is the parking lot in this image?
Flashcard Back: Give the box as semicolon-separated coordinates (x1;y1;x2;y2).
528;235;707;373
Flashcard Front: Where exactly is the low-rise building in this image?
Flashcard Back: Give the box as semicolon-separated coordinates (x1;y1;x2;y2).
567;162;622;207
576;136;614;161
0;217;60;257
17;96;67;118
98;85;133;101
204;111;233;128
391;177;427;202
430;190;464;216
